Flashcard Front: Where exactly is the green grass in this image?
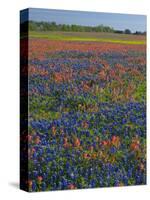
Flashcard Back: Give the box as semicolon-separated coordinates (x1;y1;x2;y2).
28;31;146;45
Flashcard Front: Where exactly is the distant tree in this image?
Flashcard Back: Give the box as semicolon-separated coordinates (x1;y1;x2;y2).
134;31;146;35
124;29;131;34
114;30;124;34
29;21;37;31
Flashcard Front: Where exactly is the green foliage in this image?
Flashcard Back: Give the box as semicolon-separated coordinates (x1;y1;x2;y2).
28;21;115;33
134;81;146;102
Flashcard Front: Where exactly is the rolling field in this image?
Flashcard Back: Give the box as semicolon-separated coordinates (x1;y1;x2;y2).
21;31;146;191
29;31;146;44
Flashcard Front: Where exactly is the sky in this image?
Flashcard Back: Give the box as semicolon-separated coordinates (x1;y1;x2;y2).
20;8;146;32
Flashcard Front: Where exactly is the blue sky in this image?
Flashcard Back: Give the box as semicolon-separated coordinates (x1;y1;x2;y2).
21;8;146;32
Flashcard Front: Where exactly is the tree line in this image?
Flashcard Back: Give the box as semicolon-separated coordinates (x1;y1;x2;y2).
28;21;114;33
22;21;146;35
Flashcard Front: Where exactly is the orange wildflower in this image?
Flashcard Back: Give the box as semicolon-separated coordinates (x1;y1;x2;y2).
37;176;43;183
130;136;140;151
52;126;57;136
34;136;41;144
82;120;89;129
111;136;120;148
139;163;145;171
74;137;80;147
28;135;32;142
68;184;76;189
83;153;90;159
54;72;63;83
28;180;33;188
83;83;90;92
102;140;110;146
91;153;97;159
118;182;124;186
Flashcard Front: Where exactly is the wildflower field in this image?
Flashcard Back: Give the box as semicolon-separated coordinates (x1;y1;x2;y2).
22;31;146;191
